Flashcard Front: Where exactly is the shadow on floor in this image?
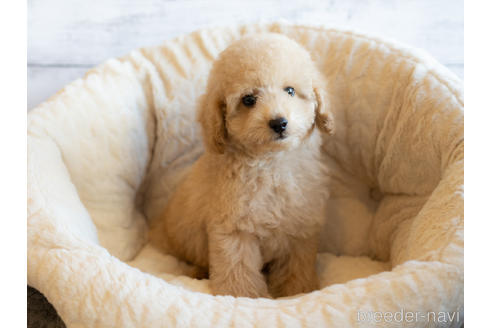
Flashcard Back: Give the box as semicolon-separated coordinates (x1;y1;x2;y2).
27;286;65;328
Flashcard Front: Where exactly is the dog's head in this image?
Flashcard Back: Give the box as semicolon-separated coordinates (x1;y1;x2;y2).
198;33;334;155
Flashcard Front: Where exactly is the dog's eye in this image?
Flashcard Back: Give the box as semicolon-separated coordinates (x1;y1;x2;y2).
284;86;295;97
242;94;257;107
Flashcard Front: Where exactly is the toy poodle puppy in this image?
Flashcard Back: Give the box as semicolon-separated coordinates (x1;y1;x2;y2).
150;33;335;298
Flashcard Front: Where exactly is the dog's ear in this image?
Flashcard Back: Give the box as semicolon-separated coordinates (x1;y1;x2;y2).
198;86;227;154
313;75;335;135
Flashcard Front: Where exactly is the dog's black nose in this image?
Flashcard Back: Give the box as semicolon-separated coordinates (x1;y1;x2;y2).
269;117;288;134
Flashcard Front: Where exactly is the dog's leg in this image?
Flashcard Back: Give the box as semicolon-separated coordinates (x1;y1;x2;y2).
208;230;270;298
267;237;319;297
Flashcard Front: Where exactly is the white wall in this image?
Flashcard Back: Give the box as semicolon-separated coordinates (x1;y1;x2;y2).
28;0;463;110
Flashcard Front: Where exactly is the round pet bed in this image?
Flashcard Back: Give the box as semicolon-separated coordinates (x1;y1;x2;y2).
27;23;463;327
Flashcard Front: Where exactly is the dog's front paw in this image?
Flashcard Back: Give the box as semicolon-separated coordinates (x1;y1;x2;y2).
189;265;209;280
277;276;319;297
210;276;271;298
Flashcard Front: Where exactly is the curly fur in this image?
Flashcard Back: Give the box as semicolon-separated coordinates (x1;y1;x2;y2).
150;33;335;298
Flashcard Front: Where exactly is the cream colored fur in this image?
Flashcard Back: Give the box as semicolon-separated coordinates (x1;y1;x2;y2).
150;34;335;298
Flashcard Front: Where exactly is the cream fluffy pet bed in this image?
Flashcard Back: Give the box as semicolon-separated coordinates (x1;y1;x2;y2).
27;23;463;327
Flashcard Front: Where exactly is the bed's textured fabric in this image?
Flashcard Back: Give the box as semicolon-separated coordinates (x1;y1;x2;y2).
27;23;463;327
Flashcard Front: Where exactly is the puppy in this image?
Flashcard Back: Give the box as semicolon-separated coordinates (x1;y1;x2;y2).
150;33;334;298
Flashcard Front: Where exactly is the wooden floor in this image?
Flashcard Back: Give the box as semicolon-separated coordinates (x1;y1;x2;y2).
27;0;463;110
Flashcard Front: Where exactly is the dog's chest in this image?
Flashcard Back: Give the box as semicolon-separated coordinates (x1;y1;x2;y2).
233;159;326;242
